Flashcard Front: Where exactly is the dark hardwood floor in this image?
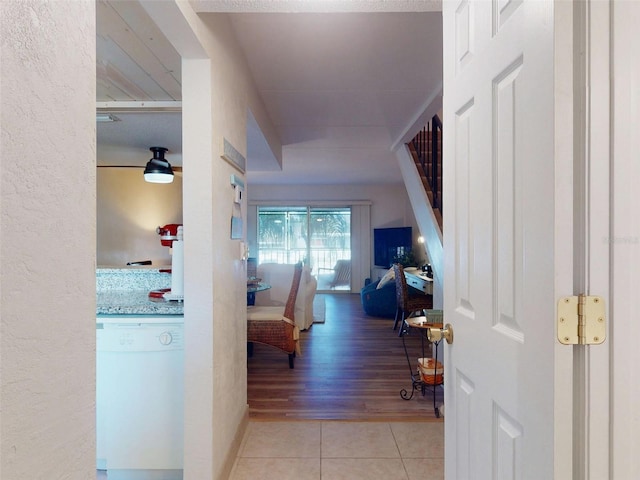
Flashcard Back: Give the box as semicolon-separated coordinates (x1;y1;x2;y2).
247;293;443;421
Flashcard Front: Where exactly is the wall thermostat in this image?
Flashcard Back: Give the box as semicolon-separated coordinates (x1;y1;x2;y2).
230;174;244;205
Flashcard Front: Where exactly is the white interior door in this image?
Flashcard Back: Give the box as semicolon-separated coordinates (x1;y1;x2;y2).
442;2;573;478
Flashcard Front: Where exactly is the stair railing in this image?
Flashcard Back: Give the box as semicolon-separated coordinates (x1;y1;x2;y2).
411;114;442;213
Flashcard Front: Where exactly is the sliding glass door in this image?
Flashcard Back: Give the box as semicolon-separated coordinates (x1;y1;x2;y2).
257;206;351;290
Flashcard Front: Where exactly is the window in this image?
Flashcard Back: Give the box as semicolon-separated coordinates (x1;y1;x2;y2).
257;206;351;290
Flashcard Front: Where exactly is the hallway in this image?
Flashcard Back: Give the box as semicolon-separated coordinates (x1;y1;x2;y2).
229;420;443;479
98;294;445;479
236;293;445;479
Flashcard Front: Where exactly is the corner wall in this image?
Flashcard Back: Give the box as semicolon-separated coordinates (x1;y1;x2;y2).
138;2;275;477
176;10;265;480
1;1;96;477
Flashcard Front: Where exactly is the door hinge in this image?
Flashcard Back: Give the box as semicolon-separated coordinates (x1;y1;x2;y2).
557;294;606;345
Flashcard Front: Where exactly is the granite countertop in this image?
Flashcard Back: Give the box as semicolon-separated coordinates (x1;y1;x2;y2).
96;267;184;316
97;290;184;316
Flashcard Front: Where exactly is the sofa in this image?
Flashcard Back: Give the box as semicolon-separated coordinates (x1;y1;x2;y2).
254;263;317;331
361;279;397;318
360;267;424;319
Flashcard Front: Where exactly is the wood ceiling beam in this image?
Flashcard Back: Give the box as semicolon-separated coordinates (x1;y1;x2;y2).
96;101;182;112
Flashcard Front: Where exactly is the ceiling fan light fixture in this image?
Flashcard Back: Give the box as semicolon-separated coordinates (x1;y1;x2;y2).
143;147;174;183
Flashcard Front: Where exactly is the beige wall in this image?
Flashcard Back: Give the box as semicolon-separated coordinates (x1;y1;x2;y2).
97;168;183;266
1;1;96;478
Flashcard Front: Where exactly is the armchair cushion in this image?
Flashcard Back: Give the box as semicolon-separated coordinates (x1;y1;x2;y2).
247;306;291;322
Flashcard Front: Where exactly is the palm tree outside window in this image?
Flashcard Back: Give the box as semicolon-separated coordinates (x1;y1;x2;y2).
257;206;351;290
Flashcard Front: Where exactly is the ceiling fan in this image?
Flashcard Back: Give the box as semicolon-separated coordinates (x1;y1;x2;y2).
97;146;183;182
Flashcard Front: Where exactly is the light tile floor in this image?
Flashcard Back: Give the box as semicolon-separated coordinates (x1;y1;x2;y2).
229;420;444;480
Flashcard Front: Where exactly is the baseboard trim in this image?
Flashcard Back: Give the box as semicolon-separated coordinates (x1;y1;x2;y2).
218;405;249;480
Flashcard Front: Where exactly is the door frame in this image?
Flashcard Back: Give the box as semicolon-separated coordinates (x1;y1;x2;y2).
573;0;613;477
609;0;640;474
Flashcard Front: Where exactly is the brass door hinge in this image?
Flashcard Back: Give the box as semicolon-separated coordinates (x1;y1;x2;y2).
557;294;606;345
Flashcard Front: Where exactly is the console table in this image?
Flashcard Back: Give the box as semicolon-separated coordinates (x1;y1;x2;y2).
403;269;434;295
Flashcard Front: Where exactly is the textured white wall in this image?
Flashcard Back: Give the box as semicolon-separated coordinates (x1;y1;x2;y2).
139;1;269;477
1;1;96;478
179;11;256;480
182;58;217;480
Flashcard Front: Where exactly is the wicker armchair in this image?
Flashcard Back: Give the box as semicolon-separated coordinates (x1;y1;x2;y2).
392;263;433;333
247;262;303;368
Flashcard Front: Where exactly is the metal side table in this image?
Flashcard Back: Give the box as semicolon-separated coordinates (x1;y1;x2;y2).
399;313;445;417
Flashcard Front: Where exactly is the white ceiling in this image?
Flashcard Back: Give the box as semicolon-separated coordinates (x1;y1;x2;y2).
96;1;442;185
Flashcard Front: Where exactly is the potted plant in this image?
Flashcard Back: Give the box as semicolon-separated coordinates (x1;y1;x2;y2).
392;249;419;268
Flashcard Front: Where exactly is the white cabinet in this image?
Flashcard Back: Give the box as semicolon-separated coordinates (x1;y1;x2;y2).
404;270;434;295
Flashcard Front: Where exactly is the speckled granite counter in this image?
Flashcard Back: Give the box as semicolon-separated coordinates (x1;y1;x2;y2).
97;267;184;316
97;290;183;315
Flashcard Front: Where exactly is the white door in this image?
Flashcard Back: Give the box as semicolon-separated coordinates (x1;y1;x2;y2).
442;1;574;478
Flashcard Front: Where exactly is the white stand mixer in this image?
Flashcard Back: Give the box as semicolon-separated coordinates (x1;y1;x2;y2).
163;225;184;301
150;224;184;302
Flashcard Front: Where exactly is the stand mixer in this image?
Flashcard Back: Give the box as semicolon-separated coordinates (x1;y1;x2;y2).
149;224;184;302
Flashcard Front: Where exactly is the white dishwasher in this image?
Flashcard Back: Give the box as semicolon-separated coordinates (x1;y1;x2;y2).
97;316;184;480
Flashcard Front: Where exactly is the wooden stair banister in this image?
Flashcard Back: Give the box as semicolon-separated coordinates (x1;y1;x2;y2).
409;114;443;231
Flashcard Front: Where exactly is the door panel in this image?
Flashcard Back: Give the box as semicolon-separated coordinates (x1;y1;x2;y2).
453;372;473;479
443;1;572;478
493;58;523;341
453;99;474;317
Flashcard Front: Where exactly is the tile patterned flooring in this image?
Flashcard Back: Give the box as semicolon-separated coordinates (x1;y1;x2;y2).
98;294;445;479
228;420;444;480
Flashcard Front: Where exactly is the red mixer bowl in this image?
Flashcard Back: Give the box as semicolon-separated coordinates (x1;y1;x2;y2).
156;223;182;247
